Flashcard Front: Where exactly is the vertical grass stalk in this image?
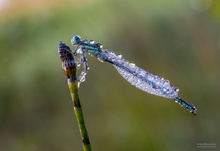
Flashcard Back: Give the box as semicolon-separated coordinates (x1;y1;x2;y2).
68;78;91;151
58;42;91;151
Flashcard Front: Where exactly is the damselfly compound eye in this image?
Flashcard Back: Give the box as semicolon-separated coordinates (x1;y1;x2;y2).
71;35;81;45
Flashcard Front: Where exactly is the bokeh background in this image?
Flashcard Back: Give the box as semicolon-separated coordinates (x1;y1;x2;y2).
0;0;220;151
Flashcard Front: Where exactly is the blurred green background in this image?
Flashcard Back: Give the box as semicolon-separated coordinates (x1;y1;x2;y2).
0;0;220;151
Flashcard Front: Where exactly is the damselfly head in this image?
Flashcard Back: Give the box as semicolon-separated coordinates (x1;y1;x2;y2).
71;35;81;45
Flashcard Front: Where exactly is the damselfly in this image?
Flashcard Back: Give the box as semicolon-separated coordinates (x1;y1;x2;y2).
70;35;197;115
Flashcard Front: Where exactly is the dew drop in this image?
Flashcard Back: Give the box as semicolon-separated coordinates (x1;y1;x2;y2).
130;63;135;67
174;87;179;92
98;58;104;62
89;40;95;44
149;76;154;81
83;39;88;42
152;84;158;89
97;43;103;48
163;80;170;85
81;76;86;83
118;54;122;58
162;88;167;92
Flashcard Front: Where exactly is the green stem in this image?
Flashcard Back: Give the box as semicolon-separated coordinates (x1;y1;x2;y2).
68;77;91;151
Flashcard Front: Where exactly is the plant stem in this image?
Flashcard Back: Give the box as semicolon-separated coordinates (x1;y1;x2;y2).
58;42;92;151
68;77;91;151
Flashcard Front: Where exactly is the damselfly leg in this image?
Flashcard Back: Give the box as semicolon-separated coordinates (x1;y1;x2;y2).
78;50;89;84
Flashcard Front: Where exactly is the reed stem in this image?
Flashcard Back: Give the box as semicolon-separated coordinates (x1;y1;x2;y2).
58;42;91;151
68;78;91;151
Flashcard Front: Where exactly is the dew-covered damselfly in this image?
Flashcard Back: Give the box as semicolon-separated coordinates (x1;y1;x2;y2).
70;35;197;115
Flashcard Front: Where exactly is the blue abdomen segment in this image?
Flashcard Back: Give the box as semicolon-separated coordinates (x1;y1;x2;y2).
174;97;197;115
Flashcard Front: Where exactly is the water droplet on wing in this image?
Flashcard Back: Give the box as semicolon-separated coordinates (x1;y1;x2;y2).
174;87;179;92
89;40;95;44
118;54;122;58
98;58;104;62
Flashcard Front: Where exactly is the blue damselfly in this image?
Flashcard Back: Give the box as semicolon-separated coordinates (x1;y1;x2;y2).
70;35;197;115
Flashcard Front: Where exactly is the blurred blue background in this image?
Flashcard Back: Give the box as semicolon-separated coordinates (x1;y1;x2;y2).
0;0;220;151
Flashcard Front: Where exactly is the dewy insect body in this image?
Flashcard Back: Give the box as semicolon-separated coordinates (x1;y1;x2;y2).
71;35;197;115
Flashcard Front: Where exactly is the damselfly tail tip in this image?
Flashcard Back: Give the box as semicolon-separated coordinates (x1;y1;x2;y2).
174;97;197;115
